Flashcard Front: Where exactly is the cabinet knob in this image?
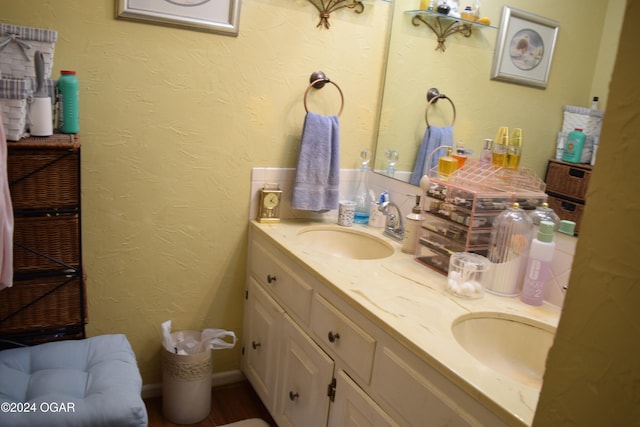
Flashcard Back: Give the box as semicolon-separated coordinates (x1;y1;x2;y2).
289;391;299;401
267;274;277;284
252;341;261;349
328;331;340;343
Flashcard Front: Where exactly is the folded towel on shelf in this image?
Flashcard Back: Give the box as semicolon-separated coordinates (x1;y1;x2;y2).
291;112;340;212
0;117;13;291
410;125;454;186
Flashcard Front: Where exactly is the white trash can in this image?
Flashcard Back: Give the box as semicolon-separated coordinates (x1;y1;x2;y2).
160;322;237;425
162;330;212;424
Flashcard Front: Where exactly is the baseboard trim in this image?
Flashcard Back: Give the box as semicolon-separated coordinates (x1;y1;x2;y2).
142;369;246;399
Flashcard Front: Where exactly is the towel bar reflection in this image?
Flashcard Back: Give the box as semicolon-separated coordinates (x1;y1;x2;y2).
304;71;344;117
425;87;456;127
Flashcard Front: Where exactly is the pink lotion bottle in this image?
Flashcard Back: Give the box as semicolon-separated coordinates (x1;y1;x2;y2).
520;220;556;306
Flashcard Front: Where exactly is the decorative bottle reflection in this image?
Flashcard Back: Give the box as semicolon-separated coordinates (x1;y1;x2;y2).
480;138;493;163
506;128;522;169
385;148;399;177
492;127;508;167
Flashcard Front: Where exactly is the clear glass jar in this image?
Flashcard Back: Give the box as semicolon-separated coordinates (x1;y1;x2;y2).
486;203;533;296
529;202;560;230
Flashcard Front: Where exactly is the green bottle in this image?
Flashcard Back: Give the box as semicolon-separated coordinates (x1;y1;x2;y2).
562;128;585;163
57;70;79;134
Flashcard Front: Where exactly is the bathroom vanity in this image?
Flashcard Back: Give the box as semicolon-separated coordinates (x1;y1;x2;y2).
242;220;560;427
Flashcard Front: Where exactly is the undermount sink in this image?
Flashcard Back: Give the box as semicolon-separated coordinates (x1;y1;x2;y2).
296;225;394;260
452;312;556;388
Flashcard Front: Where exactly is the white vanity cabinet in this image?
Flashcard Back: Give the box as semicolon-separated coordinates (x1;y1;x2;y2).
243;224;510;427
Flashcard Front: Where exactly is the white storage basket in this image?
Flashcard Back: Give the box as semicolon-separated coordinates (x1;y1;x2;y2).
562;105;604;136
0;77;32;141
0;24;57;79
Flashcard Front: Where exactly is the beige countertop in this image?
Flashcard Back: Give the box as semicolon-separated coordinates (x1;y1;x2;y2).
251;219;561;427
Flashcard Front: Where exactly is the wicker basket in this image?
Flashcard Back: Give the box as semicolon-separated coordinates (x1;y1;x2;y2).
545;161;591;200
546;195;584;234
13;214;80;274
0;275;83;334
0;76;32;141
7;135;80;210
0;23;57;78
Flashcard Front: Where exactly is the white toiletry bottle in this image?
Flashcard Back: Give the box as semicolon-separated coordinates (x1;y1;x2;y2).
402;195;424;254
520;220;556;306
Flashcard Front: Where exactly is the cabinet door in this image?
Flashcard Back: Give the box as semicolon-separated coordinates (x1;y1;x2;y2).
329;370;399;427
277;314;334;427
243;277;284;413
373;345;507;427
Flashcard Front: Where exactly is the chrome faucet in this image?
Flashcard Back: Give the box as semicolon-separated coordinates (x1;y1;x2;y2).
378;201;404;242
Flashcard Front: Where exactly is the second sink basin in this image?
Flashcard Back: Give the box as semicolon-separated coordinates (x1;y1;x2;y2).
452;312;556;388
296;225;394;260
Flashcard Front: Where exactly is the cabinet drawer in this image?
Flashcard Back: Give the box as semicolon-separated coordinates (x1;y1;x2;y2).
250;239;313;325
310;294;376;384
545;160;591;201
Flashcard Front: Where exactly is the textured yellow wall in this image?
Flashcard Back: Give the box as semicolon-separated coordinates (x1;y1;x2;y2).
1;0;391;384
535;1;640;424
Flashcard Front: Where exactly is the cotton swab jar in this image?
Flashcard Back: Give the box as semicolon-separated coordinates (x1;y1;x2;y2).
446;253;490;299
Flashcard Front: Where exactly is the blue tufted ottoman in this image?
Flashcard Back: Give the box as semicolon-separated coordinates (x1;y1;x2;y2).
0;334;148;427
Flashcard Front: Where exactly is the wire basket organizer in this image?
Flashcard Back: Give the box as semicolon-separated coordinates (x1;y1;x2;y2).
417;160;548;275
433;159;546;195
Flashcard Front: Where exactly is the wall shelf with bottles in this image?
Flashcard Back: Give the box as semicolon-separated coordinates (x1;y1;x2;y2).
405;10;496;52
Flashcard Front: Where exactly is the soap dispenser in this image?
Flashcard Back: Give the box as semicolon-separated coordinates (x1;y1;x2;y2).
520;220;556;306
402;194;424;254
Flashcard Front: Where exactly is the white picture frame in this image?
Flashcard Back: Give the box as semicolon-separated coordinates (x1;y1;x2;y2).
490;6;559;89
116;0;241;36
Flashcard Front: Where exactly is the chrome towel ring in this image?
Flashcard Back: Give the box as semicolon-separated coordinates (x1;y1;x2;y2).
304;71;344;117
425;87;456;127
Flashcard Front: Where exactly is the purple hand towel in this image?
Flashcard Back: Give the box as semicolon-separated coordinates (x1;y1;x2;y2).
291;112;340;212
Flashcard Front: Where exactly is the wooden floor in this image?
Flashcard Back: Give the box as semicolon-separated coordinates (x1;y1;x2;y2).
145;381;277;427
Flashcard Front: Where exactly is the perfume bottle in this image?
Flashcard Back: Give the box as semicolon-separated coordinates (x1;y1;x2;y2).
492;127;508;167
480;138;493;163
438;147;458;179
506;128;522;169
452;142;468;168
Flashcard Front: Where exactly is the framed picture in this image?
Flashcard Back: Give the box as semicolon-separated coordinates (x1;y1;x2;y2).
116;0;241;36
490;6;559;89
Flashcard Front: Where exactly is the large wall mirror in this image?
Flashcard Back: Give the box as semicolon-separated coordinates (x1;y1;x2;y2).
372;0;622;186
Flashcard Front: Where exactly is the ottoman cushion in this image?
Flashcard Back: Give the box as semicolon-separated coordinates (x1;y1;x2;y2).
0;334;147;427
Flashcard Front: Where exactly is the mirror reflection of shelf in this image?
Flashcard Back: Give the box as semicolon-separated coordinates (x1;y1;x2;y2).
405;10;496;52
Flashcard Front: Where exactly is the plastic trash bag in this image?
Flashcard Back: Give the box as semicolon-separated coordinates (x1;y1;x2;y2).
162;320;236;355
